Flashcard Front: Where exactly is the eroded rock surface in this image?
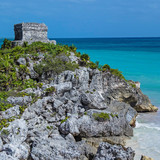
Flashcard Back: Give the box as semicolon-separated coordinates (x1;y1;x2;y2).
0;52;156;160
93;142;135;160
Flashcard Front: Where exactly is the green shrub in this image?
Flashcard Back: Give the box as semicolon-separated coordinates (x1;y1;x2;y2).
34;57;79;76
84;112;87;115
21;79;38;90
0;91;9;101
131;83;136;88
1;38;12;50
0;41;80;91
128;82;136;88
93;112;118;121
1;129;9;136
69;44;77;52
22;41;28;48
80;54;90;61
87;62;97;69
75;52;81;57
19;105;27;114
0;118;15;131
110;69;126;80
85;90;90;93
0;102;13;111
102;64;111;71
93;112;110;121
37;83;43;88
45;86;56;93
31;96;41;104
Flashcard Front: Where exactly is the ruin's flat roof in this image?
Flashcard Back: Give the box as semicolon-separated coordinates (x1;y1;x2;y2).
14;22;46;26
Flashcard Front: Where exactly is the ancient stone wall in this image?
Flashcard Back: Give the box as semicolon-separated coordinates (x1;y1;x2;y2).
12;22;56;46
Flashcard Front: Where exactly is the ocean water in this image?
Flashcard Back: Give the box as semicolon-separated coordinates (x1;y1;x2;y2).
1;38;160;159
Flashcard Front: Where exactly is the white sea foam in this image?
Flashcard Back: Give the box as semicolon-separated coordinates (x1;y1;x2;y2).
126;111;160;160
136;121;160;131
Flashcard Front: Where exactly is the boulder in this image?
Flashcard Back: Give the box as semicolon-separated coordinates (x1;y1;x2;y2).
7;96;32;106
17;58;26;65
1;105;20;119
93;142;135;160
59;109;133;137
140;155;154;160
102;72;158;112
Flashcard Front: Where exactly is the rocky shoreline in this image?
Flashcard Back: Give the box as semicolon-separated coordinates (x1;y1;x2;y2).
0;44;157;159
0;23;157;159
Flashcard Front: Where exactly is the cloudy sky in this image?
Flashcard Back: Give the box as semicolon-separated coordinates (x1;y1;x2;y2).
0;0;160;38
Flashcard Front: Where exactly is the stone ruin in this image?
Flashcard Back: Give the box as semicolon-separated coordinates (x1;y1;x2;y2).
12;22;56;46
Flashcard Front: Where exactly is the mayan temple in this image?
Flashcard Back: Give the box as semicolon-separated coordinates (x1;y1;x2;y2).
12;22;56;46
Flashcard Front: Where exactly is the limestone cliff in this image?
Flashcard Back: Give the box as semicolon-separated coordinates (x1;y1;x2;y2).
0;40;157;160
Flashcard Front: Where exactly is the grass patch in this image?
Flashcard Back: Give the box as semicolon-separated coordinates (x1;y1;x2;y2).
93;112;118;122
0;117;15;131
1;129;10;136
45;86;56;94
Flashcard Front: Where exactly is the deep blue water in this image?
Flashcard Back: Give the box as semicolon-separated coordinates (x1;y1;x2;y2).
1;38;160;159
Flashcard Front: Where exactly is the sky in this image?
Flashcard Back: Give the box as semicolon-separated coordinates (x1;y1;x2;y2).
0;0;160;38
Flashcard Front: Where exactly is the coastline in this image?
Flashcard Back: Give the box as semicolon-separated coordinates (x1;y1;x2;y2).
0;37;160;159
126;110;160;160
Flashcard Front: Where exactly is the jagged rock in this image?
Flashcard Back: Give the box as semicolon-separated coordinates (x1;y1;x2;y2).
0;138;3;150
80;94;91;105
0;119;28;144
7;96;32;106
140;155;154;160
69;52;79;63
93;142;135;160
1;105;20;119
27;61;39;79
59;109;134;137
65;133;76;142
89;69;103;91
83;136;127;149
21;88;42;97
102;72;158;112
55;82;72;94
30;129;85;160
0;119;29;160
1;143;30;160
0;45;157;160
0;152;16;160
108;101;138;127
75;67;90;90
17;58;26;65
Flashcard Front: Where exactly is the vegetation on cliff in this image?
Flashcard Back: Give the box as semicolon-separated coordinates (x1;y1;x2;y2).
0;38;136;131
0;39;128;92
0;38;157;160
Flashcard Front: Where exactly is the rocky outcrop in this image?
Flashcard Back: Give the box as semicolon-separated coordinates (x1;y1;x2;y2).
59;110;133;137
0;51;157;160
102;72;158;112
93;142;135;160
140;155;154;160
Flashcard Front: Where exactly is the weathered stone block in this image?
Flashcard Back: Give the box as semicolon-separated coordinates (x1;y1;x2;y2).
12;22;56;46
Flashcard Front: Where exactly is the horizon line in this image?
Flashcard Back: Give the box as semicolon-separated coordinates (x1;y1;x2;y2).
52;36;160;39
1;36;160;39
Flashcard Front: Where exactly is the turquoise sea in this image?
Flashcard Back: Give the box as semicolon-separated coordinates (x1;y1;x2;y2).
1;38;160;159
